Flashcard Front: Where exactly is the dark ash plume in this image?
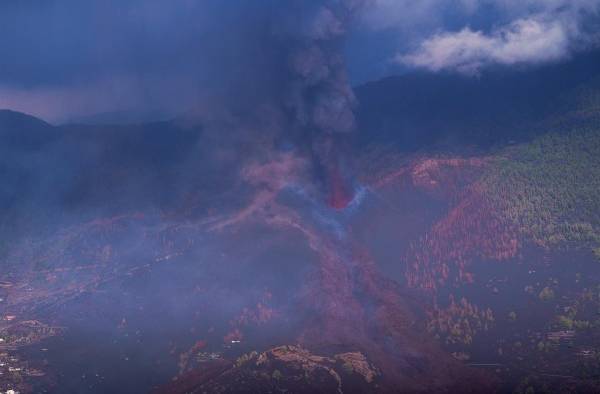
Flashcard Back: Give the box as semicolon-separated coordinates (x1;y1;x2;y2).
184;1;370;207
271;0;371;208
278;0;368;135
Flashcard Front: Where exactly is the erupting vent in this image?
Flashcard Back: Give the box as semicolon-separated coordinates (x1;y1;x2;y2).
326;162;354;210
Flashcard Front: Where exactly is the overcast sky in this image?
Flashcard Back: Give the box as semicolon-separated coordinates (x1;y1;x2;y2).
1;0;599;123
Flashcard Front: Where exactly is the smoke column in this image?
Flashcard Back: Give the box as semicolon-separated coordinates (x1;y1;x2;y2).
205;0;368;208
275;0;368;208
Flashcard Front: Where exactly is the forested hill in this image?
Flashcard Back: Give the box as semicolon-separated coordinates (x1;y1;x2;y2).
354;49;600;151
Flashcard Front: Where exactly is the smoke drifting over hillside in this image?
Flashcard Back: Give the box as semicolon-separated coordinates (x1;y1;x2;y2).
264;0;370;206
0;1;371;210
0;0;368;128
196;0;370;207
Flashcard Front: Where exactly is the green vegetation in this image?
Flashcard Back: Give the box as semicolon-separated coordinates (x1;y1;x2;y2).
573;320;591;329
427;297;494;346
557;315;574;329
538;287;555;301
484;128;600;257
553;292;598;332
536;341;553;353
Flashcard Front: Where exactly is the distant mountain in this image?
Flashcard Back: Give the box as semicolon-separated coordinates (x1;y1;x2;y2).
0;109;56;148
62;109;175;126
0;111;209;235
354;49;600;150
0;109;51;129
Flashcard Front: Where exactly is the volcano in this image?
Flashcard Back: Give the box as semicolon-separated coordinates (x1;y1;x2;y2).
3;46;600;394
0;107;494;393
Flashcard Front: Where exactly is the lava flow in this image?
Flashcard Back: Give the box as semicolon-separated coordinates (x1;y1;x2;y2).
156;152;492;393
1;148;493;394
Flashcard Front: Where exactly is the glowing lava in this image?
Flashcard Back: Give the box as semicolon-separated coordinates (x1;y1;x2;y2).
326;160;354;210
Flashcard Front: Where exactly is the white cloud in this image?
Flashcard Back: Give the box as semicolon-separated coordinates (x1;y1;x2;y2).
398;18;571;74
364;0;600;74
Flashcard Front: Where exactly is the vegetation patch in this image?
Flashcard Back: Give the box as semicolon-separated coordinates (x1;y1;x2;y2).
483;127;600;257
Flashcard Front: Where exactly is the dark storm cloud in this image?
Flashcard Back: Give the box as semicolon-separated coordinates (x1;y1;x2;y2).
0;0;370;126
0;0;220;85
0;0;267;122
3;0;599;122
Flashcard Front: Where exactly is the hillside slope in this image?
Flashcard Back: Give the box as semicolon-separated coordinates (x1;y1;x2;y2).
356;122;600;393
3;50;600;393
354;50;600;150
